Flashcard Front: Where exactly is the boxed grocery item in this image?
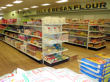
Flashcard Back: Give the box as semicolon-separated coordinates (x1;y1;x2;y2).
80;57;110;82
20;44;27;52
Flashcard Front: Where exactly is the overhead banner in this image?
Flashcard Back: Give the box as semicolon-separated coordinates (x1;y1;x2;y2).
22;2;107;16
36;2;107;13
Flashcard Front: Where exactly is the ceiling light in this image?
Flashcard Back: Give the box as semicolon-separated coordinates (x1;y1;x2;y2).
18;9;22;11
56;0;68;3
13;0;23;4
31;6;38;8
11;10;16;13
23;8;29;10
6;4;13;7
41;3;50;6
1;7;7;9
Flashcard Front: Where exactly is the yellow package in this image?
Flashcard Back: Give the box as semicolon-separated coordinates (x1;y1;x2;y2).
97;53;110;59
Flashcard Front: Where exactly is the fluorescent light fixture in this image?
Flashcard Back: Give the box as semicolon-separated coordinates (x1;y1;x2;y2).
0;17;3;19
13;0;23;4
41;3;50;6
6;4;13;7
1;7;7;9
18;9;22;11
56;0;68;3
11;10;16;12
23;8;29;10
31;6;38;8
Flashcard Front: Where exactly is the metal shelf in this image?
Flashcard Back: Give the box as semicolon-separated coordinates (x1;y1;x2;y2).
70;35;87;38
3;40;42;61
67;42;87;47
1;24;42;27
44;24;64;26
89;25;99;26
65;22;106;50
22;33;42;38
3;34;25;42
44;48;68;55
89;46;106;49
45;31;68;35
3;34;42;48
89;36;105;38
5;29;19;33
88;40;106;44
89;31;105;32
67;24;88;25
99;25;110;27
23;25;42;27
44;40;68;45
27;42;42;48
44;57;69;65
1;21;69;66
70;29;88;31
4;30;42;38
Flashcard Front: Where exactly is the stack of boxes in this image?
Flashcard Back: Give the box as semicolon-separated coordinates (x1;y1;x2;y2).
80;56;110;82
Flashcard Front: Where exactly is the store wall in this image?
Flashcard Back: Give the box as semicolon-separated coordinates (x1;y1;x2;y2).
26;11;110;20
4;11;22;19
3;0;110;20
4;10;110;20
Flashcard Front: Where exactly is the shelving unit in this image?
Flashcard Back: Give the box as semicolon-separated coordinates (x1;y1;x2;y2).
42;23;69;66
103;24;110;41
63;19;106;50
88;24;106;50
2;40;42;62
0;17;69;66
1;24;43;62
0;24;6;40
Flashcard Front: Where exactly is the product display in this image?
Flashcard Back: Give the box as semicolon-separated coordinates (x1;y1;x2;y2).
104;24;110;41
63;19;106;50
44;54;68;64
0;25;6;40
0;17;69;66
0;24;43;62
80;56;110;82
42;17;69;66
1;19;17;24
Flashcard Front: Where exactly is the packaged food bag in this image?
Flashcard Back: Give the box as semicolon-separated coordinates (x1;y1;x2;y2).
80;57;110;82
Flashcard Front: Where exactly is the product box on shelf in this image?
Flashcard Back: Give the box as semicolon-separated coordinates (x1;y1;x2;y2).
15;41;23;49
20;44;27;52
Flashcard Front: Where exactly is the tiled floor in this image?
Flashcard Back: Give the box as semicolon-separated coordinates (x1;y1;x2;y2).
0;41;110;76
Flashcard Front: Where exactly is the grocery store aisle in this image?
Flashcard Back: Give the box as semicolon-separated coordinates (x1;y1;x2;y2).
0;41;45;76
0;41;110;76
63;42;110;60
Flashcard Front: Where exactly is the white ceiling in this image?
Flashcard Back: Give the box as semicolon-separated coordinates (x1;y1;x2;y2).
0;0;107;13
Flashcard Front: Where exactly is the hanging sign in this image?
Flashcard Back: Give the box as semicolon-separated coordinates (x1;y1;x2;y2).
36;2;107;13
22;2;107;16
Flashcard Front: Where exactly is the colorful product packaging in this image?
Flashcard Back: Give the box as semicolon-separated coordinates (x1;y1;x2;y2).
80;57;110;82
